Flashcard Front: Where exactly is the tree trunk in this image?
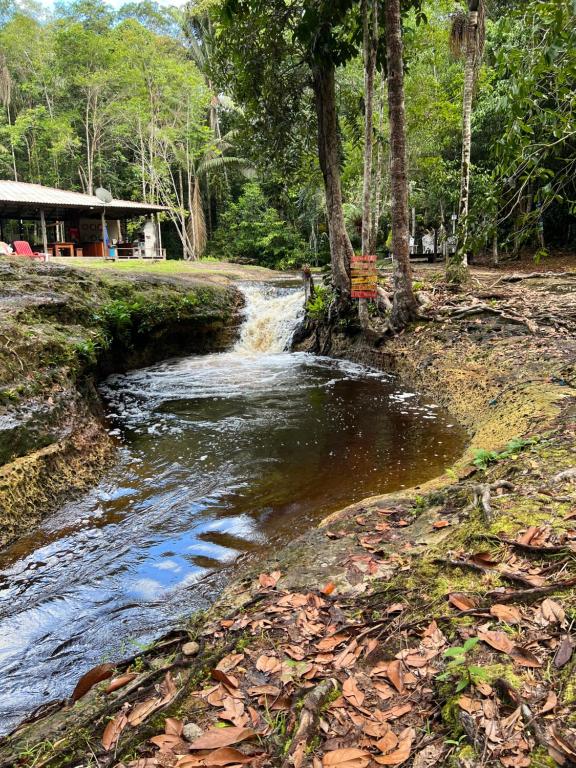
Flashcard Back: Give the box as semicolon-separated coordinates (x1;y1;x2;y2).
178;169;191;260
447;8;478;283
385;0;418;328
369;71;385;254
359;0;378;329
492;228;498;266
312;62;352;301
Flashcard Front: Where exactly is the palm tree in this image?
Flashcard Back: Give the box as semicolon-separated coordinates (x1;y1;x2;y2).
0;51;18;180
359;0;378;329
447;0;486;284
385;0;418;327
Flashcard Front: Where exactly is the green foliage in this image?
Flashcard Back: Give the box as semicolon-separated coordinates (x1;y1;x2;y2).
472;437;539;470
305;285;333;320
209;183;307;268
437;637;490;693
92;291;204;347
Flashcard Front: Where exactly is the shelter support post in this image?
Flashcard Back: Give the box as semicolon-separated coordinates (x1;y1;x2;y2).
101;210;108;258
40;209;48;257
154;212;163;259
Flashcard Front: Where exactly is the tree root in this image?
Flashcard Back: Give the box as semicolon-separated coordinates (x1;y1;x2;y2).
485;577;576;604
493;271;576;287
376;285;393;313
282;678;337;768
469;480;514;522
481;534;569;556
552;468;576;484
441;299;538;333
434;557;539;589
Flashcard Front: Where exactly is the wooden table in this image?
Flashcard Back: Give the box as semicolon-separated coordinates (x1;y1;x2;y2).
50;242;75;257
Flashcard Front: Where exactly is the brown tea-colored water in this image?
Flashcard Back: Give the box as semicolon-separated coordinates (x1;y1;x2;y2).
0;285;466;733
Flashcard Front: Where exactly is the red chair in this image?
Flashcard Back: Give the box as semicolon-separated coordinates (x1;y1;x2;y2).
12;241;46;261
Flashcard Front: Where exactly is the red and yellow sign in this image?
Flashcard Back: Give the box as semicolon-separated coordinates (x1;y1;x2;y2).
351;254;377;299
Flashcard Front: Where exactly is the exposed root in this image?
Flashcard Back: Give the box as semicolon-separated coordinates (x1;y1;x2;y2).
469;480;514;522
496;271;576;285
491;535;569;556
551;468;576;484
485;577;576;604
444;302;538;333
281;678;337;768
435;557;539;589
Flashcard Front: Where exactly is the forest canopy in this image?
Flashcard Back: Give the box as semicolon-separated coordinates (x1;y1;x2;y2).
0;0;574;266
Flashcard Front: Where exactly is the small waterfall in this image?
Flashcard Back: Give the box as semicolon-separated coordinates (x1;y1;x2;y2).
235;284;304;354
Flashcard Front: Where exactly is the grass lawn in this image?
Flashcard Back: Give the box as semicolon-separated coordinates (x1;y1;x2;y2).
50;257;286;283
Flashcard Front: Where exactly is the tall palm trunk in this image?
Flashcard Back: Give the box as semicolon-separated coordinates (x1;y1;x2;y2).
312;61;353;301
359;0;378;328
385;0;418;328
370;71;386;255
447;1;485;284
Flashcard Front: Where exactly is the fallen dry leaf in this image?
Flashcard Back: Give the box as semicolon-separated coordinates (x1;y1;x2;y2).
386;660;406;694
411;744;444;768
538;599;566;625
471;552;498;568
160;671;178;704
539;691;558;715
72;662;114;702
379;703;412;721
127;697;163;726
374;731;398;753
211;669;239;689
105;673;138;694
477;629;515;654
343;676;365;708
510;645;542;668
149;733;188;753
322;748;370;767
317;634;347;652
433;520;450;529
188;727;258;750
490;604;522;624
165;717;184;736
259;571;281;589
448;593;477;611
216;654;244;674
102;710;128;751
554;636;574;668
374;727;415;765
255;655;282;675
202;746;254;765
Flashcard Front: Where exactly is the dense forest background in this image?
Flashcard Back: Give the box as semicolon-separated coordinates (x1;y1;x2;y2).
0;0;574;265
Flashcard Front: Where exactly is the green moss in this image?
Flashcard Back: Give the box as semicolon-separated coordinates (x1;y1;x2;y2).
440;695;465;739
481;663;524;690
530;746;561;767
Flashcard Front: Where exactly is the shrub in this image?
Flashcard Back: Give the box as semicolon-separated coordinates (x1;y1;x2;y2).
209;183;307;269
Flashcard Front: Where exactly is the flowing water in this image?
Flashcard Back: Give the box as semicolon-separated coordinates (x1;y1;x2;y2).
0;283;467;734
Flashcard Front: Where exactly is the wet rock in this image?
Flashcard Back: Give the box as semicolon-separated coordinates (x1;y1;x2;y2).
182;641;200;657
183;722;203;742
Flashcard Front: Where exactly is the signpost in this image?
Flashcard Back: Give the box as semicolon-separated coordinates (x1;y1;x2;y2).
351;254;377;299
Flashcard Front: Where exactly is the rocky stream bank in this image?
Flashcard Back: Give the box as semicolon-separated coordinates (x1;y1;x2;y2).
0;257;242;548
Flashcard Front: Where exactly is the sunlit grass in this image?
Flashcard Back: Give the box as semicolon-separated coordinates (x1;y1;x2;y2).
50;257;278;278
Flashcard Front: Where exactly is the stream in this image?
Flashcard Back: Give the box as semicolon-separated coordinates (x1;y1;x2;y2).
0;283;467;734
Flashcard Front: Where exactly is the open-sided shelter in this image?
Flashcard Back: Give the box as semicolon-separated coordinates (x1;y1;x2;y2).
0;180;168;259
